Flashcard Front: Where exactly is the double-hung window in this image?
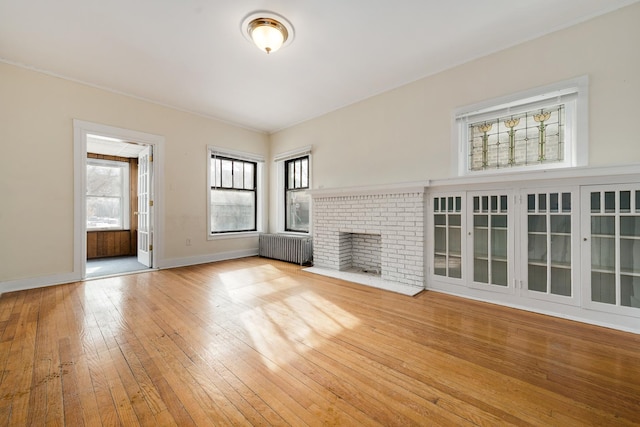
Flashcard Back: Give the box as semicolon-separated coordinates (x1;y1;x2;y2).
86;158;130;230
209;147;264;235
285;156;310;232
274;146;312;234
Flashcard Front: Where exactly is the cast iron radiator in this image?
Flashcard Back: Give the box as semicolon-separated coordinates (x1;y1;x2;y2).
258;234;313;265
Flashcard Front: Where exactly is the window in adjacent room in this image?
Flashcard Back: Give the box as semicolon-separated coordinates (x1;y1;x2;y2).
453;76;588;176
86;158;130;230
285;156;310;232
209;149;263;235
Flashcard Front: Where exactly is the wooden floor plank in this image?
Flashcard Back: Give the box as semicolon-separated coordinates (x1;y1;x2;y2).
1;256;639;426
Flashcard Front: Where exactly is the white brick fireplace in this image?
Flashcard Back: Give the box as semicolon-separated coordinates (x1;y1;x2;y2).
306;183;427;295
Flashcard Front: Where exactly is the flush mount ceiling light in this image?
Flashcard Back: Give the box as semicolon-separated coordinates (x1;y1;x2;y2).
241;12;294;54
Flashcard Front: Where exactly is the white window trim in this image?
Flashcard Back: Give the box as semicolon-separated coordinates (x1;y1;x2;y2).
86;158;130;230
274;145;313;234
452;76;589;177
207;145;265;240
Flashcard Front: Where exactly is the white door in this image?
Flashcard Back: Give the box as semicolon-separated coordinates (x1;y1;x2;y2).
137;145;153;267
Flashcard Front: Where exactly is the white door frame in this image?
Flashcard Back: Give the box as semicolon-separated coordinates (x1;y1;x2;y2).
73;119;165;279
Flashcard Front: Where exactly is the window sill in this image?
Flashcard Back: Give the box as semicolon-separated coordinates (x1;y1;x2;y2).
208;231;260;241
280;231;310;236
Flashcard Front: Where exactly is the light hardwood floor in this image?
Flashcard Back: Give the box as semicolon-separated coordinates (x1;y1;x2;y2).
1;257;639;426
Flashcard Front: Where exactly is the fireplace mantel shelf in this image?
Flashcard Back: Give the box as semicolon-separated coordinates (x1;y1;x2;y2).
308;181;430;199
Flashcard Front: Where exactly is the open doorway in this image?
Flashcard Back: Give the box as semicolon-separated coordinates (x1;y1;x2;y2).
73;120;164;280
85;135;151;278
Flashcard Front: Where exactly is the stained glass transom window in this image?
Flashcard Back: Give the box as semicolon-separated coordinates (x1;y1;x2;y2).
468;105;565;171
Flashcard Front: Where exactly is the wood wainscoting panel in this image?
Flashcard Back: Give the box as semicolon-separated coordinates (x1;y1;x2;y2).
87;230;135;258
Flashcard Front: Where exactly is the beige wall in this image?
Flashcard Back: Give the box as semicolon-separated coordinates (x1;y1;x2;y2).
0;63;268;282
269;3;640;230
2;3;639;285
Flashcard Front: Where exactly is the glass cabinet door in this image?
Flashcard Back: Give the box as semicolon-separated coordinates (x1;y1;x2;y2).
585;186;640;312
524;189;577;303
433;195;463;279
469;193;510;289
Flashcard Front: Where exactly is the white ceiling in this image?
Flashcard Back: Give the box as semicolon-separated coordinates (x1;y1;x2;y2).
1;0;637;134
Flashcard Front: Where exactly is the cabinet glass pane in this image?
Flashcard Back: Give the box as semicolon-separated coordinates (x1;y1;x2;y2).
449;256;462;278
528;265;547;292
474;259;488;283
474;215;488;227
550;215;571;233
591;236;615;270
551;234;571;266
434;254;446;276
538;194;547;212
528;215;546;232
620;191;631;213
591;272;616;304
449;214;461;227
620;239;640;274
492;228;507;259
434;227;446;253
474;228;488;257
449;227;461;255
492;260;508;286
434;214;446;225
636;191;640;213
591;216;614;235
621;275;640;308
605;192;615;213
550;193;559;212
591;192;600;213
550;267;571;296
491;215;507;228
528;234;547;263
528;194;535;212
562;193;571;212
621;216;640;237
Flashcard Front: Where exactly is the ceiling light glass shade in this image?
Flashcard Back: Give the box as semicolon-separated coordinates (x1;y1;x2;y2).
248;18;288;54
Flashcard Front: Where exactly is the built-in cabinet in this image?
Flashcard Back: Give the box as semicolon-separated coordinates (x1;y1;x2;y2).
582;185;640;315
428;168;640;333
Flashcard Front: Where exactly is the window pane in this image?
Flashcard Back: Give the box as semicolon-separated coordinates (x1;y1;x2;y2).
233;161;244;189
468;104;565;171
210;190;255;232
87;161;126;230
286;190;310;232
301;158;309;187
221;160;233;188
244;163;254;190
87;196;122;229
294;160;302;188
87;164;122;196
211;158;222;187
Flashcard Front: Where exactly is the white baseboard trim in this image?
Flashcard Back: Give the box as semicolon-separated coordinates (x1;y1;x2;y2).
0;272;81;294
0;249;259;295
158;249;259;270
